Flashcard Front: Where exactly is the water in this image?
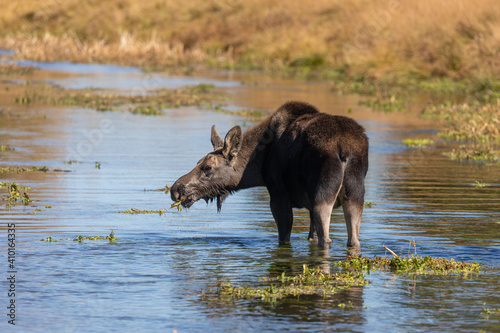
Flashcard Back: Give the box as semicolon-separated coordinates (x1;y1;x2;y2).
1;61;499;332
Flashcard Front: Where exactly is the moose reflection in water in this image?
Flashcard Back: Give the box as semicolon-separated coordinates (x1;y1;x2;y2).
171;101;369;249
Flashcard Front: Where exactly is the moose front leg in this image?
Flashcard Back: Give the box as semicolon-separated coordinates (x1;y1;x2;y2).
270;196;294;243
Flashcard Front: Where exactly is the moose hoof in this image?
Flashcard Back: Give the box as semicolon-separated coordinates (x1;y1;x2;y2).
318;238;332;249
347;240;360;249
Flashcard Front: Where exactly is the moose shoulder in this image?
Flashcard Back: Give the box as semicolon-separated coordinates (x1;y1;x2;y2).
171;101;369;249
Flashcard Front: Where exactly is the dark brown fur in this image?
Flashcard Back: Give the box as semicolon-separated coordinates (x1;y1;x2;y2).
171;101;369;248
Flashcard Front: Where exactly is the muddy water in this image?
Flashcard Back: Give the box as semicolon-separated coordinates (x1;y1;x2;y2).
0;61;499;333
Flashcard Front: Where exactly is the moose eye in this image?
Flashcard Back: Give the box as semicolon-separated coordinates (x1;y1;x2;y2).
203;166;212;173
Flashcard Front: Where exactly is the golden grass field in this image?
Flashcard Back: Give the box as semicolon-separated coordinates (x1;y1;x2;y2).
1;0;499;81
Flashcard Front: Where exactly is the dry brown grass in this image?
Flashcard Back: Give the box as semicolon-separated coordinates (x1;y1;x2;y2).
1;0;500;79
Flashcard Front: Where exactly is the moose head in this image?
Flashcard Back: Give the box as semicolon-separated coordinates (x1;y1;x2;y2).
170;125;243;211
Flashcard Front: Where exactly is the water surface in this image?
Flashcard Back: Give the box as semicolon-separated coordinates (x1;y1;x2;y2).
0;62;499;332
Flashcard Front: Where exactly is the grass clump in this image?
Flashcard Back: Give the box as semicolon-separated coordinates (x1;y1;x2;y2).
216;264;367;303
41;231;117;243
402;139;435;149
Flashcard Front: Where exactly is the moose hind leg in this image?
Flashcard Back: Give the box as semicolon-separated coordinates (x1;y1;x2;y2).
340;166;366;248
341;198;363;248
310;203;336;248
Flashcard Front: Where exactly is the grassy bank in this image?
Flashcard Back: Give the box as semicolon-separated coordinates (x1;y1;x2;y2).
1;0;499;80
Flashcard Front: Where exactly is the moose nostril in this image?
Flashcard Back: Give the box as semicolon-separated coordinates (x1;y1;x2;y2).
170;183;185;201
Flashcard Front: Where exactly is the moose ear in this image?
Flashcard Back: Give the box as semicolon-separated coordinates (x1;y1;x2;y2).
211;125;224;150
222;126;242;161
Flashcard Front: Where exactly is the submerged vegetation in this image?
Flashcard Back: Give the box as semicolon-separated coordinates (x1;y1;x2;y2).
215;264;367;303
0;166;48;173
120;208;166;215
12;82;227;115
210;251;481;304
41;231;117;243
0;60;35;76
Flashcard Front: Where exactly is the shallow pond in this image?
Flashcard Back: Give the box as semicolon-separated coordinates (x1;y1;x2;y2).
1;60;499;332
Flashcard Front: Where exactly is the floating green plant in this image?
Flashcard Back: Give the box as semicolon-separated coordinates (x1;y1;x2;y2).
41;231;117;243
402;139;435;148
215;264;367;303
482;304;500;319
120;208;166;215
144;185;171;194
474;180;489;188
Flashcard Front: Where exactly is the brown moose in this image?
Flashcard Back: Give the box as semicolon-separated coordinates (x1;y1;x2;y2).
171;101;369;249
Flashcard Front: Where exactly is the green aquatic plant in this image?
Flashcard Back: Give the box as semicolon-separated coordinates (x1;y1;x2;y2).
402;139;435;149
41;231;117;243
215;264;367;303
120;208;166;215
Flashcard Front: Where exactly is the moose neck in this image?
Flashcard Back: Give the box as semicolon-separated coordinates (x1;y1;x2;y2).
232;120;270;190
